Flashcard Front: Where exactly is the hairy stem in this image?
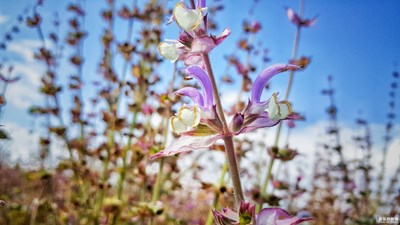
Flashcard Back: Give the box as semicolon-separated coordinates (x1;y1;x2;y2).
202;53;244;207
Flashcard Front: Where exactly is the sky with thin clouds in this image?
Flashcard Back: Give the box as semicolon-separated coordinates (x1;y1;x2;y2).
0;0;399;177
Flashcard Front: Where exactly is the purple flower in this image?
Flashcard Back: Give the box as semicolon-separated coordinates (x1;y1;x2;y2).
213;202;313;225
256;207;313;225
230;64;301;135
286;7;317;28
149;66;222;159
158;28;230;66
212;202;255;225
158;1;230;66
150;64;301;159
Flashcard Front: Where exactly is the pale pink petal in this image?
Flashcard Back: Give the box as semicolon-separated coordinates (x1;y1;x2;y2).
184;53;203;66
191;36;217;53
303;16;318;27
257;208;313;225
149;134;222;160
286;7;302;26
215;28;231;44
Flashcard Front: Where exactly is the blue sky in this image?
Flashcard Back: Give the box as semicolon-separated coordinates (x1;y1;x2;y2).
0;0;399;153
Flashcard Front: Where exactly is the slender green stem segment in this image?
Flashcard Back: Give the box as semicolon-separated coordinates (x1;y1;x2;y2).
259;0;304;211
116;111;138;198
261;159;275;196
151;62;177;206
151;158;165;204
206;163;228;225
202;53;244;207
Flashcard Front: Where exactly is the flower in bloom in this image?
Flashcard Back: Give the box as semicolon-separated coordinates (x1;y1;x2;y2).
149;64;300;160
255;207;313;225
230;64;301;135
212;202;313;225
286;7;317;27
149;65;222;159
158;1;231;66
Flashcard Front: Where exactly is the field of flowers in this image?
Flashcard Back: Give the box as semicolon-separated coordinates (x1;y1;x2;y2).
0;0;399;224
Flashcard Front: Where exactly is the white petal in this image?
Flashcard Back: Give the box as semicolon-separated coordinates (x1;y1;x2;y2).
268;93;292;120
170;116;187;134
178;106;200;128
173;2;203;32
278;101;292;119
158;42;179;62
268;93;281;121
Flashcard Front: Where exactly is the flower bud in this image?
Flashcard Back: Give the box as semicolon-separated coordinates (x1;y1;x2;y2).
231;113;244;132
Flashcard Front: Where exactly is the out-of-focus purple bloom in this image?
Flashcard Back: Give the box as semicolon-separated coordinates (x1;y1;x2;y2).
141;103;154;115
213;202;256;225
244;20;262;33
213;202;313;225
252;21;262;33
296;210;312;219
344;180;357;192
256;207;313;225
286;120;296;128
286;7;317;27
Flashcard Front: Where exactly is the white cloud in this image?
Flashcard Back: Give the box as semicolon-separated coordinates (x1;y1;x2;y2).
0;122;39;167
1;39;50;109
270;121;400;196
11;61;43;86
0;14;8;24
7;39;45;62
2;60;43;109
0;122;69;168
7;80;41;108
195;120;400;193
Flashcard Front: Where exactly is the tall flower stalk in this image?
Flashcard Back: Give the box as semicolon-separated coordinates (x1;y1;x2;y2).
259;0;317;208
154;0;300;211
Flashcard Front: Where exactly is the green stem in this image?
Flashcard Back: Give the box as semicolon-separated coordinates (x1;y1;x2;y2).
202;53;244;207
116;111;138;199
206;163;228;225
261;159;274;196
94;131;113;225
151;158;165;204
258;0;304;211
